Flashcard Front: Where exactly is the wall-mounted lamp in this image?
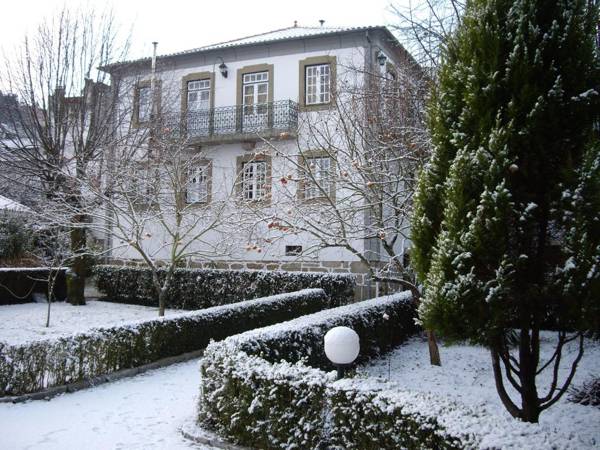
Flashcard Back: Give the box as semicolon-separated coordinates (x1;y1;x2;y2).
215;57;228;78
376;51;387;67
218;61;228;78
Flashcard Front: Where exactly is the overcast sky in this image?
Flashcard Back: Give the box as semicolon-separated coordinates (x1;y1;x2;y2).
0;0;399;62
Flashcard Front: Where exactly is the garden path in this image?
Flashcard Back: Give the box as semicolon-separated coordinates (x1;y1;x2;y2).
0;358;213;449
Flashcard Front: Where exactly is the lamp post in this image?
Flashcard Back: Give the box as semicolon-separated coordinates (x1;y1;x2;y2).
324;326;360;380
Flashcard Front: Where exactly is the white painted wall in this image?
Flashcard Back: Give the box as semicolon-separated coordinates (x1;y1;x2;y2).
110;31;409;265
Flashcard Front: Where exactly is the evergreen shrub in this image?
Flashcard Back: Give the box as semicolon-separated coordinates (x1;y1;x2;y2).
94;264;355;309
0;288;328;396
0;268;67;305
199;292;436;449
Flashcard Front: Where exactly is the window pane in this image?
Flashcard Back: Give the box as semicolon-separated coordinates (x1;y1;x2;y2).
138;86;151;122
305;156;331;199
305;64;331;105
186;165;208;203
187;80;210;112
242;161;267;201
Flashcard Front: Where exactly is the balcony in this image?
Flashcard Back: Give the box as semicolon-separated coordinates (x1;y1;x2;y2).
165;100;298;145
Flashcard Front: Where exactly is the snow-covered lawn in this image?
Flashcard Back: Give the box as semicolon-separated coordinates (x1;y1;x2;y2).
361;332;600;448
0;358;213;449
0;300;177;345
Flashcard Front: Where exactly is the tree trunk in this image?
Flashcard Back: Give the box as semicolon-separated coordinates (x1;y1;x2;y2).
67;224;87;305
409;286;442;366
427;330;441;366
158;288;166;317
518;329;541;423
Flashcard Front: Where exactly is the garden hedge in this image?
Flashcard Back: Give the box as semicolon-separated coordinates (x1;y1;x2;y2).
94;265;355;309
199;292;576;449
199;292;424;448
0;268;67;305
0;288;328;396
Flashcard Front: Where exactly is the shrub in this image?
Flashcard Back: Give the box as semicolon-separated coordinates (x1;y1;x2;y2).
199;291;581;449
94;265;355;309
0;288;328;396
328;382;468;450
0;268;67;305
0;215;33;261
198;292;419;448
568;376;600;408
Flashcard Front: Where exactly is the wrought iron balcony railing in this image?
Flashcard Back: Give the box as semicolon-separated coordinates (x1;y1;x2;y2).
164;100;298;143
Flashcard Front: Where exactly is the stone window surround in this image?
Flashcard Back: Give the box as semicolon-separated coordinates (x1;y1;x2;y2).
235;153;272;206
132;79;162;128
298;55;337;112
297;149;336;203
185;158;213;206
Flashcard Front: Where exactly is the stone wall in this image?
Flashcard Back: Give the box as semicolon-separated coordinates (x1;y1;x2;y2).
107;258;377;301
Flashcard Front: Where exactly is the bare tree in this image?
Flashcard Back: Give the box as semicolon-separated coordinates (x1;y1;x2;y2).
0;6;130;305
245;57;441;364
28;223;72;328
81;126;237;316
388;0;465;70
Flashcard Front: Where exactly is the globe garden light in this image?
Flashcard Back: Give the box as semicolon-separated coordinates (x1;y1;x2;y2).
324;326;360;380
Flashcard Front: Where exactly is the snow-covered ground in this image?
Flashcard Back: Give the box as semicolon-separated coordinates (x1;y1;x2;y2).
0;300;178;345
0;358;213;449
361;332;600;448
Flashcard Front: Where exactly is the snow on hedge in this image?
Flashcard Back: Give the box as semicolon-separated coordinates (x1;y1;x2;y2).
0;288;329;396
331;375;597;449
198;291;420;449
199;291;596;449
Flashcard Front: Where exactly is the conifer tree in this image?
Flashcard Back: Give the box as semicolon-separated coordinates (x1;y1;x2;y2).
412;0;599;422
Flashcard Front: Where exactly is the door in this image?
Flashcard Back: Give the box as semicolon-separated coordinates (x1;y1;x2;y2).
187;79;211;136
242;72;268;132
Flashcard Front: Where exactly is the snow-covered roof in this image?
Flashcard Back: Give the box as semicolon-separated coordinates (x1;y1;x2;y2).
197;25;370;51
102;25;395;71
0;194;32;213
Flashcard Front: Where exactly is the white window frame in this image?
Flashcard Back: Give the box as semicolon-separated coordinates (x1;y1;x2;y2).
242;161;267;201
186;164;209;204
305;156;331;200
187;80;211;112
242;71;269;118
305;64;331;105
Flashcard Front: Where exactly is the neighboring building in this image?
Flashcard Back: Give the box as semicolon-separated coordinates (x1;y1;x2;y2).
100;24;421;298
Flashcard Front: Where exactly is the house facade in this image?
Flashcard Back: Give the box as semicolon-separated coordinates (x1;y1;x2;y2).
101;24;420;299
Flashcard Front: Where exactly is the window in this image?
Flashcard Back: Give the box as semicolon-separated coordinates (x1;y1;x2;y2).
126;166;158;205
242;71;269;130
304;156;331;199
187;80;211;112
137;86;151;123
186;165;209;203
285;245;303;256
187;79;211;136
305;64;331;105
242;161;267;201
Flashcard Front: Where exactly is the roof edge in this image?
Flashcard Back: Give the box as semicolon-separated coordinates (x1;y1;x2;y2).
100;25;395;73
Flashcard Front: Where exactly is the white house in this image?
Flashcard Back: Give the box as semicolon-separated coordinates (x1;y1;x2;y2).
100;24;422;298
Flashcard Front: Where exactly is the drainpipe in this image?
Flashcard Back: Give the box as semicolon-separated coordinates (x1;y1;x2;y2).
151;42;158;118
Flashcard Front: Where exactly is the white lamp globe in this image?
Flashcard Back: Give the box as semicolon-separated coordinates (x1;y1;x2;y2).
324;326;360;365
